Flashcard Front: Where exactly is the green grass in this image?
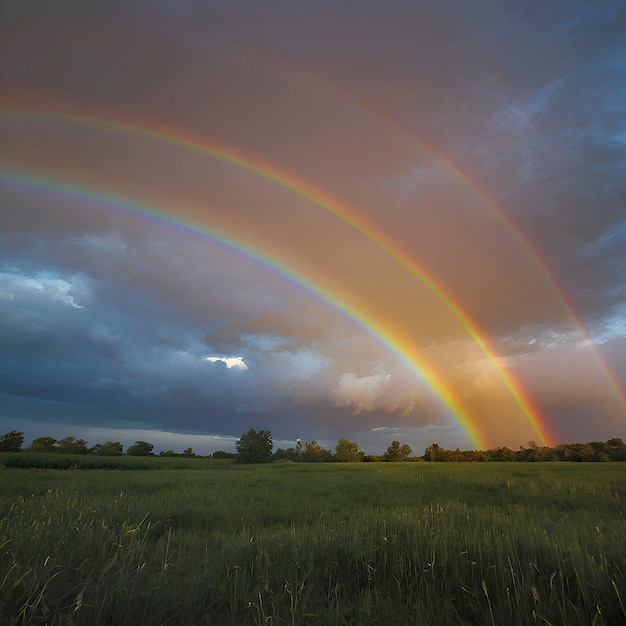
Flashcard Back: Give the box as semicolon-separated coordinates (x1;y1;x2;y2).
1;462;624;624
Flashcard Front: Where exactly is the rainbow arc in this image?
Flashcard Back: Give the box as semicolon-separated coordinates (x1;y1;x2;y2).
1;169;487;449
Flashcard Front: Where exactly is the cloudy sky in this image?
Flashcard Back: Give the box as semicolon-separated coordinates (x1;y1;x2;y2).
1;0;625;455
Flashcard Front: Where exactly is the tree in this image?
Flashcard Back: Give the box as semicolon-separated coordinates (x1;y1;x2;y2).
126;441;154;456
384;440;413;462
29;436;58;453
605;438;626;461
303;440;333;462
212;450;236;459
334;438;364;462
91;441;123;456
0;430;24;452
399;443;413;461
424;443;442;462
272;447;298;461
57;436;89;455
235;429;273;463
489;446;517;462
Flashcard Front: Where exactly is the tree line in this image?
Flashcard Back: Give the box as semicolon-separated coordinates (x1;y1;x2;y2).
233;430;407;463
423;439;626;462
1;429;625;462
0;432;161;457
233;430;626;463
0;429;409;462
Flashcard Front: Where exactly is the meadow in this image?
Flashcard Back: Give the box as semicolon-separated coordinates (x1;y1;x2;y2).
1;458;624;625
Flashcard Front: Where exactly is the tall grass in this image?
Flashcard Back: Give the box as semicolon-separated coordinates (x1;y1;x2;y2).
1;462;624;624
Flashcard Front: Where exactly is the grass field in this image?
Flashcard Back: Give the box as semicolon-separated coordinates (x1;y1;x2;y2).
1;459;624;625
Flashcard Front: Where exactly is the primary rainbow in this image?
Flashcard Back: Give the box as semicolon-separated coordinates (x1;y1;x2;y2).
0;168;487;449
0;102;553;445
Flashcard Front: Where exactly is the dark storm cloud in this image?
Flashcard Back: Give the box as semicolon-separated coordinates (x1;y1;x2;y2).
422;1;626;327
0;194;390;441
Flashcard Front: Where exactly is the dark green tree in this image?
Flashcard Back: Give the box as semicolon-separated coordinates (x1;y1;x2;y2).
384;440;413;461
0;430;24;452
212;450;236;459
272;447;298;461
235;429;273;463
57;436;89;455
605;438;626;461
91;441;123;456
126;441;154;456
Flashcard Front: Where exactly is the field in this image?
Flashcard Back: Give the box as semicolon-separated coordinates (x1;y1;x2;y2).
1;458;624;625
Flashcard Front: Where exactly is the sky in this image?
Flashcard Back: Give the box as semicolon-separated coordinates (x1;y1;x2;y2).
1;0;625;456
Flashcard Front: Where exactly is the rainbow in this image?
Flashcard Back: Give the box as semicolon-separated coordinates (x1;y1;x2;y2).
0;168;487;449
0;103;553;444
248;47;626;424
296;77;626;421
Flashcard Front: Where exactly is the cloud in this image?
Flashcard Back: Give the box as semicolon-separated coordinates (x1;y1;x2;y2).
329;370;419;415
203;356;248;370
0;269;87;309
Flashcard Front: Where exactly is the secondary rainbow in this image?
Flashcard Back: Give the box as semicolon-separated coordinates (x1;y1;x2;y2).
0;103;553;445
304;79;626;420
250;48;626;423
0;168;487;449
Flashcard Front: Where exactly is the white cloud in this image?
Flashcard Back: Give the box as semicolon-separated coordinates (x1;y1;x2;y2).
0;270;86;309
329;371;393;413
592;304;626;344
204;356;248;369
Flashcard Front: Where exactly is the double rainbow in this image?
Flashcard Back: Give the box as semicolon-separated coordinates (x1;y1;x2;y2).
3;100;620;446
248;47;626;423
